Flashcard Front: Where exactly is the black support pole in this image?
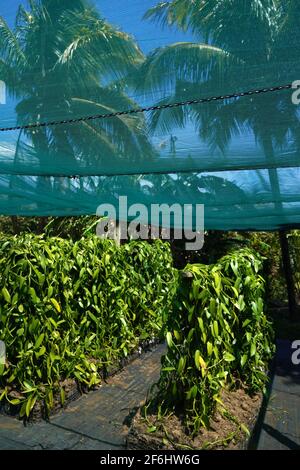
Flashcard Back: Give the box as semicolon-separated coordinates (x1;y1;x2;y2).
279;230;298;321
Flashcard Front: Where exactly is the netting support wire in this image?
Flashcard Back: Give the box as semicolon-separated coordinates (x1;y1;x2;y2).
0;83;292;133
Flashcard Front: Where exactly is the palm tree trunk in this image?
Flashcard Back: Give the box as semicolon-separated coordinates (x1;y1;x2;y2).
11;216;20;234
9;130;23;235
262;133;298;320
279;230;298;320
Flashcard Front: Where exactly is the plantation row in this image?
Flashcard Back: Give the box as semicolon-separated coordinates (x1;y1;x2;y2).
0;235;177;416
152;249;274;432
0;234;274;425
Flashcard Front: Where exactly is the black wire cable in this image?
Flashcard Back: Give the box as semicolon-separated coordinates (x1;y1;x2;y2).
0;83;292;133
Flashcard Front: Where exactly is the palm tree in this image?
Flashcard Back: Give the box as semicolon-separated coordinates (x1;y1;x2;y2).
0;0;154;195
140;0;300;213
141;0;300;317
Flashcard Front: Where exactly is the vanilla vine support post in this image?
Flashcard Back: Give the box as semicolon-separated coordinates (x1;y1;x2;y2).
279;230;298;321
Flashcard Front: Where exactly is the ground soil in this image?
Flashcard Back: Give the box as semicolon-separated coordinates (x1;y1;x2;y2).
127;387;262;450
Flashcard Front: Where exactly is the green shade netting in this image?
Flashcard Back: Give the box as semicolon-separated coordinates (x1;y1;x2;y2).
0;0;300;230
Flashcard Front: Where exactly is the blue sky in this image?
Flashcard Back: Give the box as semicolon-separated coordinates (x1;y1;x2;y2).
0;0;194;121
101;0;194;53
2;0;194;53
0;0;267;185
0;1;197;146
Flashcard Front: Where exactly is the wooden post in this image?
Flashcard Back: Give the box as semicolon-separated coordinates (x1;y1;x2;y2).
279;230;298;321
11;216;20;235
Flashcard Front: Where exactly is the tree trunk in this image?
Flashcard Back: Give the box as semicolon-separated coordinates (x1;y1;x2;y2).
279;230;298;321
262;134;298;320
11;216;20;235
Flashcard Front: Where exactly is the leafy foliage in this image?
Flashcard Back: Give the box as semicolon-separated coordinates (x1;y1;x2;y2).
243;232;287;303
288;231;300;302
148;248;275;433
0;216;99;239
0;234;177;417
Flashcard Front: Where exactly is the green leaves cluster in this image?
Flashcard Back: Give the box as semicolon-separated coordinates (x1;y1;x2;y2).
288;231;300;295
152;248;275;433
0;234;177;417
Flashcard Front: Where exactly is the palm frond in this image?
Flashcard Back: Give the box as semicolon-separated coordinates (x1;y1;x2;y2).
136;42;233;94
57;9;144;80
144;0;194;31
0;16;25;70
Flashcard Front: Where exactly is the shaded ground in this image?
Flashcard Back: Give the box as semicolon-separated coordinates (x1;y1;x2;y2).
256;339;300;450
0;339;299;450
0;344;165;450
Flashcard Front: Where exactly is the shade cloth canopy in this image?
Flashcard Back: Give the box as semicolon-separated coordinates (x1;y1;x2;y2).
0;0;300;230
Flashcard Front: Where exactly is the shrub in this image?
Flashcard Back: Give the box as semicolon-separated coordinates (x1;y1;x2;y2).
288;231;300;300
0;234;177;417
148;248;275;433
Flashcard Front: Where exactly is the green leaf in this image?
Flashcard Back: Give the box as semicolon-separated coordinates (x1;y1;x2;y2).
20;401;27;418
197;317;204;333
209;298;216;314
35;346;46;358
195;350;206;370
47;286;54;298
2;287;11;303
250;342;256;357
241;354;248;367
166;332;173;348
213;394;224;405
173;330;181;341
104;254;110;265
23;381;36;392
25;394;37;417
230;260;238;275
246;332;252;342
29;287;38;303
195;350;200;370
224;352;235;362
213;321;219;337
231;286;239;298
186;385;198;400
9;398;21;405
207;341;213;356
213;272;221;295
35;333;44;349
88;312;98;324
50;298;61;313
240;423;250;436
177;356;186;375
147;426;157;433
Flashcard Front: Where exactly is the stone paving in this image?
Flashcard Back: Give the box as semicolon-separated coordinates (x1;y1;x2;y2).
0;344;165;450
